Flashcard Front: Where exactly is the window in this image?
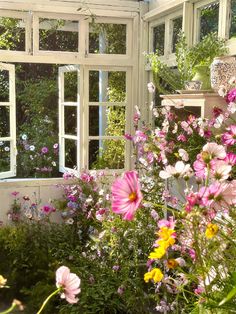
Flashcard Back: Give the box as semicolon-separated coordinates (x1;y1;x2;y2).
153;23;165;56
87;69;127;170
230;0;236;38
194;0;219;42
0;63;16;179
171;16;183;53
0;10;134;179
149;11;182;62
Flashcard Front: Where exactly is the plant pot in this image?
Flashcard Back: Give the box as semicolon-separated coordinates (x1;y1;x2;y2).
211;56;236;92
184;80;202;91
192;65;211;90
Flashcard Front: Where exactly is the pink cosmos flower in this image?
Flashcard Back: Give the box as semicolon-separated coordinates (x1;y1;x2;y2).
41;146;49;154
111;171;143;221
42;205;55;214
11;191;19;197
224;152;236;165
158;216;175;229
177;134;187;142
56;266;81;304
198;181;236;211
226;88;236;103
222;125;236;146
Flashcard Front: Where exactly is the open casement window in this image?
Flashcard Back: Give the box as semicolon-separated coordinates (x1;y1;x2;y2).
85;67;131;171
58;65;81;173
0;63;16;179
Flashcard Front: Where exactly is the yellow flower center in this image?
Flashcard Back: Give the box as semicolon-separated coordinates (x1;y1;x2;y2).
205;223;219;239
129;192;137;202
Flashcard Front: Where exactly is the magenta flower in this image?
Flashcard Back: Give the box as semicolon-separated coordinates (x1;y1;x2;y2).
56;266;81;304
11;191;19;197
111;171;143;221
42;205;56;214
41;146;49;154
224;152;236;165
222;125;236;146
226;88;236;103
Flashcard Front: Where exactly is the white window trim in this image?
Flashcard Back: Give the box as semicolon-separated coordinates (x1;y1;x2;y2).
0;10;31;55
193;0;220;44
83;65;132;172
0;63;16;179
149;10;183;65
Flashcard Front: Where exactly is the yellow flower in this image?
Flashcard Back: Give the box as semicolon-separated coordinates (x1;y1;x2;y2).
205;223;219;239
166;259;179;269
144;268;163;283
148;246;166;259
157;237;175;249
0;275;7;288
158;227;176;241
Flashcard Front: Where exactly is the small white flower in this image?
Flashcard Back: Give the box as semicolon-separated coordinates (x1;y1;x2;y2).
228;102;236;114
4;146;10;152
52;161;56;166
211;160;232;181
29;145;35;151
172;123;178;134
0;141;4;146
228;76;236;85
175;100;184;109
147;82;155;93
65;218;74;225
99;189;104;196
178;149;189;162
153;108;159;117
21;134;27;140
214;114;224;129
218;85;227;97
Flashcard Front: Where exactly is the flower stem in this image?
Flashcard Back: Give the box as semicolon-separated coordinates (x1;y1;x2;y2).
0;303;16;314
36;288;61;314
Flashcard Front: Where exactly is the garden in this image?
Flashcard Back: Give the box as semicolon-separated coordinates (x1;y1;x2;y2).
0;0;236;313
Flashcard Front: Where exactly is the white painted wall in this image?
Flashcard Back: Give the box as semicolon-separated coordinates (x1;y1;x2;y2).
0;179;66;223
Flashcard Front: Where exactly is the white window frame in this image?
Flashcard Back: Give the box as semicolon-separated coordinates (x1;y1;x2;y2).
0;63;16;179
149;10;183;66
0;10;31;55
193;0;220;44
83;65;132;173
0;6;138;179
58;65;81;173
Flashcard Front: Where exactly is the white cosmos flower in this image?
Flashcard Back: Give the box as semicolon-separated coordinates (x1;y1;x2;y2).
211;160;232;181
21;134;27;140
218;85;227;97
214;114;224;129
4;146;10;152
203;143;226;159
178;148;189;162
29;145;35;151
159;161;192;179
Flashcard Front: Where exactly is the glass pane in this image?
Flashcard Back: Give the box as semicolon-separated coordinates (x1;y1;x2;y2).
153;23;165;55
0;140;10;172
0;70;9;102
89;106;125;136
171;106;201;120
230;0;236;38
200;2;219;40
64;71;78;102
89;23;126;54
89;139;125;170
89;71;126;102
172;17;182;53
0;106;10;137
39;18;79;52
65;139;77;169
0;17;25;51
64;106;77;135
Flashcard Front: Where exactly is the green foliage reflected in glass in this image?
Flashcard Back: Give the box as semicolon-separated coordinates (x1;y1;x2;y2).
39;18;78;52
230;0;236;38
89;23;126;54
153;23;165;55
0;17;25;51
172;16;182;53
200;2;219;40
